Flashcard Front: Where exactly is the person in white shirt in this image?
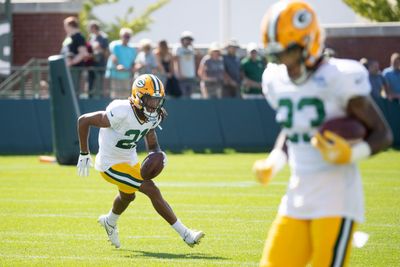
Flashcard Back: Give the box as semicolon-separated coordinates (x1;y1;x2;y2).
173;31;197;98
253;1;393;267
77;74;204;249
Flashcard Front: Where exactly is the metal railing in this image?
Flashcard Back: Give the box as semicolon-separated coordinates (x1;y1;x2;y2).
0;58;49;99
0;61;117;99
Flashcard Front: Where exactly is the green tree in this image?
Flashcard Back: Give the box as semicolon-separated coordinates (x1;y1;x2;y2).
79;0;169;40
343;0;400;22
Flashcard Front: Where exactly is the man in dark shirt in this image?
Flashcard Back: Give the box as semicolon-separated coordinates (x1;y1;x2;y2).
61;16;89;96
223;40;241;98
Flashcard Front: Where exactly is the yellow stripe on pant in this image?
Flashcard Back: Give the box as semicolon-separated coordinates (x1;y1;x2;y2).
260;216;356;267
100;162;144;194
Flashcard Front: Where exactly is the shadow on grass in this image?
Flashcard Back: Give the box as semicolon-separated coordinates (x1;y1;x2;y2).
119;249;229;261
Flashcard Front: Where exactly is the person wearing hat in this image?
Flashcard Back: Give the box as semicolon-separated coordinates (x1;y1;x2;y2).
198;42;225;98
240;42;266;99
173;31;197;98
223;40;241;98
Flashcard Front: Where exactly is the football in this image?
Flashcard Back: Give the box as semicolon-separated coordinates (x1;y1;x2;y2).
140;152;165;180
319;116;367;141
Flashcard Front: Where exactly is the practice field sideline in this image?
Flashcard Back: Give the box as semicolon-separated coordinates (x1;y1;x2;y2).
0;152;399;266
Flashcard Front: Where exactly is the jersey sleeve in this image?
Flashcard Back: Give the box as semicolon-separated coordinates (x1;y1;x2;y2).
262;64;279;109
334;60;371;109
105;100;127;130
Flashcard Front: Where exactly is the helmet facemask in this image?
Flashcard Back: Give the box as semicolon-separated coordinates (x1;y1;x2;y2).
140;94;165;122
267;44;310;85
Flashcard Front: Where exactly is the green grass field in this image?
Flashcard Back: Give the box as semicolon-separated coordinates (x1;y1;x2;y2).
0;151;399;266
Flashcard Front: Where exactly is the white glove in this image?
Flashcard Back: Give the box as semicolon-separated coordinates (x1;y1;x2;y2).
77;153;93;177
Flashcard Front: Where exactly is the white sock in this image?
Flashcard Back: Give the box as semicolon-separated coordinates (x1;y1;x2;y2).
172;219;189;238
106;210;120;226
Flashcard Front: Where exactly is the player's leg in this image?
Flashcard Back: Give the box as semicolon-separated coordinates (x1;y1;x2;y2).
260;216;311;267
139;179;204;247
99;163;143;248
113;191;136;213
311;217;356;267
139;179;176;223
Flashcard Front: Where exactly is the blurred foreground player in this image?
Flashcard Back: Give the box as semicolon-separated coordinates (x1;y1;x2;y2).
253;1;393;266
77;74;204;248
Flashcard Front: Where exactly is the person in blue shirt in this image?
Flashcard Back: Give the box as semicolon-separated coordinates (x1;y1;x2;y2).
383;52;400;102
105;28;137;99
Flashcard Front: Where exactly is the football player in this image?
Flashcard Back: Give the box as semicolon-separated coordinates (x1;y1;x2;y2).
253;1;393;266
77;74;204;248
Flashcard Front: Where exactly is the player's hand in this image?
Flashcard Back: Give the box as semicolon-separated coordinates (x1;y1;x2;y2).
161;151;167;166
311;131;351;164
77;153;93;176
252;149;287;186
253;159;274;185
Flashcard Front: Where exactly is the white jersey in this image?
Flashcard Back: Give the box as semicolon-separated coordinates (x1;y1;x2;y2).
94;100;161;172
262;58;371;222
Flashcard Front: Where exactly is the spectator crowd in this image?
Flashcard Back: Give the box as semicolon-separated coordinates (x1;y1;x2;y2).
61;16;400;103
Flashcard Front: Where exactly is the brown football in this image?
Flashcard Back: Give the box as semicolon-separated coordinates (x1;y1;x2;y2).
319;117;367;141
140;152;165;180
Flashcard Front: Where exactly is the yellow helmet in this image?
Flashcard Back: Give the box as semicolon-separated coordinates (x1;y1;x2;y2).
130;74;165;122
261;0;324;67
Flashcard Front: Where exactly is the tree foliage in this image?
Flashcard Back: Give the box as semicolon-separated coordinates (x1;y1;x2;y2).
343;0;400;22
79;0;170;40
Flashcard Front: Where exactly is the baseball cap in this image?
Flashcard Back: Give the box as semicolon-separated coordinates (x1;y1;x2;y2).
180;30;194;40
225;39;240;48
209;42;222;52
247;42;259;53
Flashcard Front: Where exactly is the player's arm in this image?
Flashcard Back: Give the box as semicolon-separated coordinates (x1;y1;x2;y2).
253;131;288;186
145;129;168;166
77;111;111;154
144;129;161;153
68;45;89;67
347;96;393;154
313;96;393;164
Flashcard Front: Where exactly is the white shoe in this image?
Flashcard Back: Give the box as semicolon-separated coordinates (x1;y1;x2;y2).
183;229;204;247
98;215;120;248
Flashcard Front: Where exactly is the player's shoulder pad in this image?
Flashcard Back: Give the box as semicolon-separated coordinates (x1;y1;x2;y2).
329;58;368;76
316;58;368;86
106;99;129;122
264;62;287;77
262;63;287;92
326;58;368;82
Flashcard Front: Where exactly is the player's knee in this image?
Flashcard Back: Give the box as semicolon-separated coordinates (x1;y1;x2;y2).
140;180;161;198
119;191;136;203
